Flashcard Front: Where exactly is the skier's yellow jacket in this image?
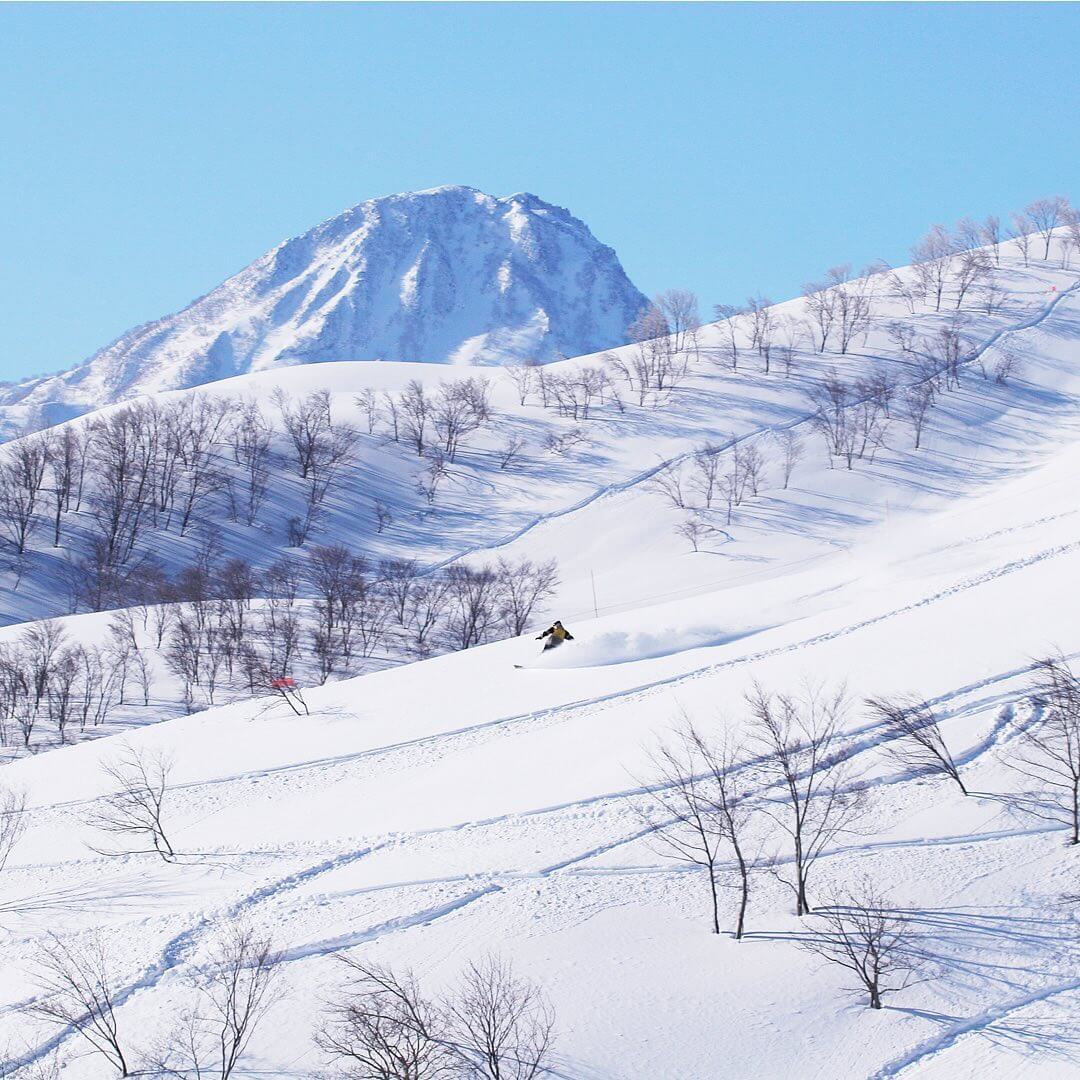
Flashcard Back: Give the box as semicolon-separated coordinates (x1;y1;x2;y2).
537;621;574;644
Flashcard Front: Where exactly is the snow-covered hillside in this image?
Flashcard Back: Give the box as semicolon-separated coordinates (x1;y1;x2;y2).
0;186;647;433
2;227;1080;1077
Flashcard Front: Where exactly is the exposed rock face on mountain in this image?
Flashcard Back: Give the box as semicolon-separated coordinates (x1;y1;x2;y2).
1;186;647;430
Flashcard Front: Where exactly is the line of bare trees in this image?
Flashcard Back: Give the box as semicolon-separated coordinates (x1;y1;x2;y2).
635;689;931;1010
808;305;1023;468
0;547;558;744
149;547;558;711
705;195;1071;389
0;620;132;749
356;376;502;505
637;686;865;932
23;921;281;1079
648;431;803;551
22;918;557;1080
320;953;557;1080
0;388;363;610
894;196;1075;314
634;652;1080;1010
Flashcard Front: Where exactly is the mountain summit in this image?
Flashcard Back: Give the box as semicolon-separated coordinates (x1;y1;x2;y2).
1;186;647;427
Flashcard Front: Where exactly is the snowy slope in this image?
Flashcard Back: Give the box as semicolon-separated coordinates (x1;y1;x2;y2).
0;186;647;432
2;232;1080;1077
0;230;1074;634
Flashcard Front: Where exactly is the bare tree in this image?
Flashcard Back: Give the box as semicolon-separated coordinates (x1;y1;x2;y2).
627;306;689;398
1024;196;1071;261
378;558;420;626
0;787;27;872
275;388;329;478
399;380;431;456
405;577;451;658
902;384;934;450
1010;656;1080;844
373;499;393;534
886;321;917;356
1065;208;1080;270
655;289;700;358
444;565;500;650
382;392;401;442
922;318;968;392
750;685;863;915
746;294;775;371
953;216;983;252
739;441;767;497
355;389;381;434
28;934;131;1076
317;959;455;1080
777;317;807;377
151;923;281;1080
166;395;232;535
993;349;1022;385
808;373;858;469
495;557;559;637
88;747;176;861
504;362;536;407
634;728;727;934
416;449;449;506
291;415;360;546
772;429;803;489
45;426;86;546
799;885;918;1009
979;275;1007;316
497;433;527;470
952;250;990;309
712;304;745;370
830;266;876;355
696;731;757;939
433;380;489;462
887;272;923;316
85;405;159;572
647;461;687;509
866;695;967;794
802;280;838;352
1009;214;1033;267
0;435;48;557
981;214;1002;266
674;515;709;553
443;956;556;1080
911;225;956;312
689;445;722;509
228;399;273;527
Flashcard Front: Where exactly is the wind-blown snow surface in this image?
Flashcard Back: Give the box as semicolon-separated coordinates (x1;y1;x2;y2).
0;186;646;432
4;239;1080;1076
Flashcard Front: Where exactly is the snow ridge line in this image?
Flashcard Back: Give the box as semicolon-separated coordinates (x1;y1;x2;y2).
428;276;1080;572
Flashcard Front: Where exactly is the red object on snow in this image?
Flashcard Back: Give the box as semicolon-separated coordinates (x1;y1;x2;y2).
270;677;297;689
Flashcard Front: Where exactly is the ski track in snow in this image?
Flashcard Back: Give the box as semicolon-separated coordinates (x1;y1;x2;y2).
872;978;1080;1079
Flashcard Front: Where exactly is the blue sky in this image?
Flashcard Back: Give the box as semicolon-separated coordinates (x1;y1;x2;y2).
1;2;1077;381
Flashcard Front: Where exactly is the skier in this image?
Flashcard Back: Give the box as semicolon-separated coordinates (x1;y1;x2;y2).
536;620;575;651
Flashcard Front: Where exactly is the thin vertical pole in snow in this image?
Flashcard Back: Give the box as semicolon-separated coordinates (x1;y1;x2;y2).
591;570;599;618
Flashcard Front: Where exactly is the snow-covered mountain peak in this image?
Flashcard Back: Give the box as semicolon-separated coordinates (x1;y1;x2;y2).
0;186;647;428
